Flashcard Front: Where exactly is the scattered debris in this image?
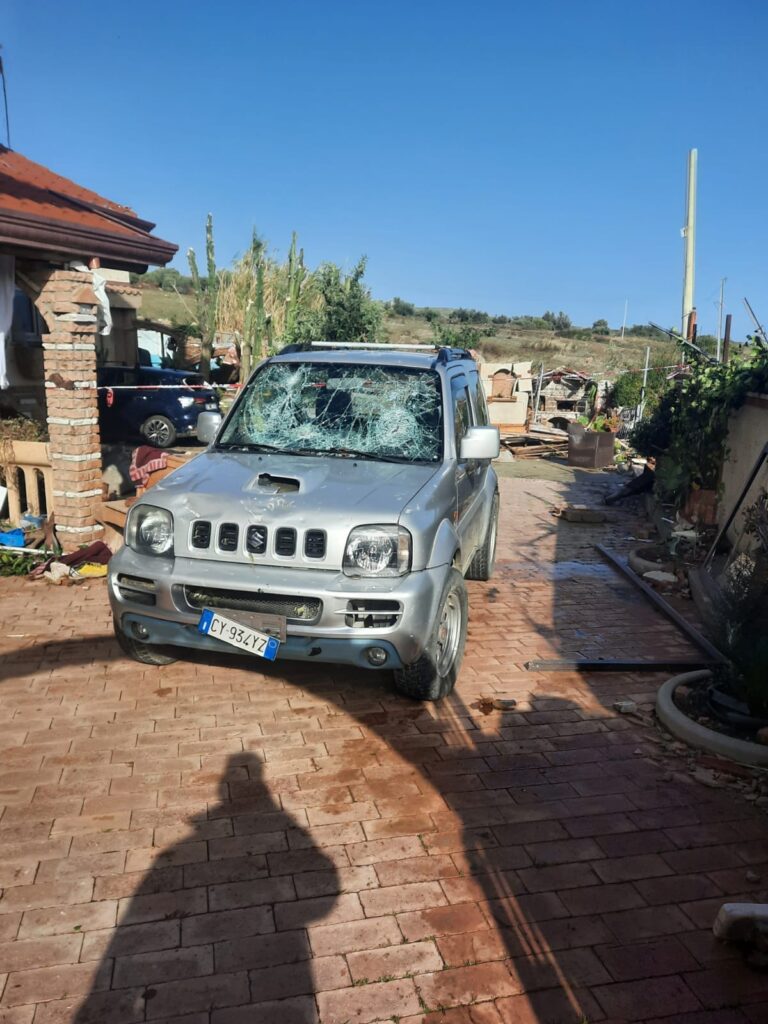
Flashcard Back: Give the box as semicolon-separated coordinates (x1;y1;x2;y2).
713;903;768;970
472;698;496;716
492;698;518;711
613;700;638;714
551;505;607;524
642;570;678;584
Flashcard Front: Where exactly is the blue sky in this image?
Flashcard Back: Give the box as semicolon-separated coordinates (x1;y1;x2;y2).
5;0;767;337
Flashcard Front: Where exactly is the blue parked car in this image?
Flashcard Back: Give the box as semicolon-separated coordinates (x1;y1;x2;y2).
97;365;220;448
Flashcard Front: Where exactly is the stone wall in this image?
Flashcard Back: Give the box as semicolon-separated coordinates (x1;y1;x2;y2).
32;269;104;547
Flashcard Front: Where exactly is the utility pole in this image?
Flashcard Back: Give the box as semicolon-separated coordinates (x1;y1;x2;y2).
639;345;651;418
716;277;726;361
681;148;698;336
620;299;628;341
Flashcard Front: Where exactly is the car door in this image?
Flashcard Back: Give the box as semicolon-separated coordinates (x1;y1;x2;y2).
450;373;485;561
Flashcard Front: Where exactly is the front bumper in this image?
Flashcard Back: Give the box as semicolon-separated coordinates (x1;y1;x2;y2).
108;548;449;669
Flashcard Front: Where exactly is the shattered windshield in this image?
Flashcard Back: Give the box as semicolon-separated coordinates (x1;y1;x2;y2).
218;362;443;462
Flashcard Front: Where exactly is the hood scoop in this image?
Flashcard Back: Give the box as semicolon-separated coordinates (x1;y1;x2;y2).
255;472;300;494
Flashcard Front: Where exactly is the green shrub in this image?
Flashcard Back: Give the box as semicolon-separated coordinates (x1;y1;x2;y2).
391;297;416;316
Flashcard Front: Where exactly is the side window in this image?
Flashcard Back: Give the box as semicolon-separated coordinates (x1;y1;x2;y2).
451;375;472;454
468;371;490;426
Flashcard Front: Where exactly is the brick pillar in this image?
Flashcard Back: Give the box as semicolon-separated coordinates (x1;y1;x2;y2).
33;269;104;549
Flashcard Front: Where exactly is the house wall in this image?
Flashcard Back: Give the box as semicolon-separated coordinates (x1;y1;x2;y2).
720;393;768;543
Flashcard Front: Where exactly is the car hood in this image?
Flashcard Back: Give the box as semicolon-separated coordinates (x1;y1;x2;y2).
148;451;439;568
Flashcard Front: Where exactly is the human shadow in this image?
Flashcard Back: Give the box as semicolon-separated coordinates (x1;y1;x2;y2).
71;751;339;1023
11;462;767;1022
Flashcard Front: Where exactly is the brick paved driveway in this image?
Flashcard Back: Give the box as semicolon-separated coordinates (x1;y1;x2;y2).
1;467;767;1023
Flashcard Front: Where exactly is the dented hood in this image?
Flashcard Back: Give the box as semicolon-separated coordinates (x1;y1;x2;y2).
148;451;439;565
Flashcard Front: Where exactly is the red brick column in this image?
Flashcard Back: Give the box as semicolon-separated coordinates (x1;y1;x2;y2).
33;269;104;548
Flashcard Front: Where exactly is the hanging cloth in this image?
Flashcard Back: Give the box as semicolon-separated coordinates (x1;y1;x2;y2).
0;253;15;389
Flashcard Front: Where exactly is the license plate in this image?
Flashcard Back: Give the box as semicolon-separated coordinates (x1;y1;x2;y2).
197;608;280;661
205;402;217;410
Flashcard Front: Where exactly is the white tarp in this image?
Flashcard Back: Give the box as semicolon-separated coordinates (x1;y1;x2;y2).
0;254;15;390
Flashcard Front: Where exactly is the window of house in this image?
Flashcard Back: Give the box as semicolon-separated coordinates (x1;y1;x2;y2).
11;289;45;346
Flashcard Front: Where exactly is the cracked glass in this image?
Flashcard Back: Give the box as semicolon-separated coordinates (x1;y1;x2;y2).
218;362;444;463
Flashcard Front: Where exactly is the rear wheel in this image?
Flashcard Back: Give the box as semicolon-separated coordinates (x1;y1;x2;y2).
141;414;177;448
466;493;499;581
113;620;177;666
393;568;468;702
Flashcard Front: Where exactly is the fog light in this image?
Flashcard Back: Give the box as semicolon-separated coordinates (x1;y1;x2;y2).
131;622;150;641
366;646;388;666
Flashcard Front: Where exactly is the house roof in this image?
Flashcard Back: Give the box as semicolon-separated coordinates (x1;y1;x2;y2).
0;146;177;271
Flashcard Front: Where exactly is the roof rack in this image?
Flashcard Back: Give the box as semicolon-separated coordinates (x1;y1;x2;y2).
278;341;476;363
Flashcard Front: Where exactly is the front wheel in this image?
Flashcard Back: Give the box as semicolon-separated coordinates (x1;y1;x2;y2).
393;568;468;702
141;414;177;448
113;620;177;666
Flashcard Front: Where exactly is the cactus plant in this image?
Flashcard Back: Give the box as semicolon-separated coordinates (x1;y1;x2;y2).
187;214;219;381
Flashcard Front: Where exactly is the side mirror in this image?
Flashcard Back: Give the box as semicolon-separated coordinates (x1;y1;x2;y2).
196;411;222;445
460;426;500;461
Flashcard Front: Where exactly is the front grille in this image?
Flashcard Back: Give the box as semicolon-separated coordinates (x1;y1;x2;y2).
275;528;297;556
191;521;211;548
246;525;268;554
183;585;321;623
345;599;401;628
219;523;239;552
304;530;326;559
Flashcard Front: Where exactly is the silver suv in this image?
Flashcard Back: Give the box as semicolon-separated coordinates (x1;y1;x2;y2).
109;343;500;700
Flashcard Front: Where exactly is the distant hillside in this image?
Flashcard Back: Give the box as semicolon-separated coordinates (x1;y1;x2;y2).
135;284;680;378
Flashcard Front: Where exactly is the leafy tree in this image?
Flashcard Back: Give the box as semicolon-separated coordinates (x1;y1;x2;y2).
592;318;610;335
610;367;668;410
315;257;381;343
421;308;439;323
391;297;416;316
433;322;485;348
542;310;571;331
449;308;490;324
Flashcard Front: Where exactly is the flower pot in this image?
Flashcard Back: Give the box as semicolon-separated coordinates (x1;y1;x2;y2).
656;670;768;766
683;488;718;526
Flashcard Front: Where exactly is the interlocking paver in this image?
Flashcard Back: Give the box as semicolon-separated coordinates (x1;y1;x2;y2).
1;470;767;1023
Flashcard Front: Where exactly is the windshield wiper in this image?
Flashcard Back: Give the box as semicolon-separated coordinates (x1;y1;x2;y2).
215;442;294;454
292;446;415;463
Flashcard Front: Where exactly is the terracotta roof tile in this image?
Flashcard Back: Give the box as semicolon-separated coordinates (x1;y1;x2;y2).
0;146;177;268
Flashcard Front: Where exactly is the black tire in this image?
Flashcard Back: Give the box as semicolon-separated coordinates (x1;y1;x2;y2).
393;568;468;702
113;619;177;666
141;414;177;448
465;493;499;581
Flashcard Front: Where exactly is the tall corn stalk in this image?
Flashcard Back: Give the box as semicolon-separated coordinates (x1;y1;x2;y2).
187;214;218;381
216;230;323;383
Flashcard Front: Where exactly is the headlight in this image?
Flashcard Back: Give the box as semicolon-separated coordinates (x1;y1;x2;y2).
343;525;411;577
126;505;174;556
178;396;195;408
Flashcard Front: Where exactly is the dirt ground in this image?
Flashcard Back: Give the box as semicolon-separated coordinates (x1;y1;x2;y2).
0;464;767;1024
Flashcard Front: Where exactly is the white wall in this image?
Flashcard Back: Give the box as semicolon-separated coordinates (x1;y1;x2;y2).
721;394;768;543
